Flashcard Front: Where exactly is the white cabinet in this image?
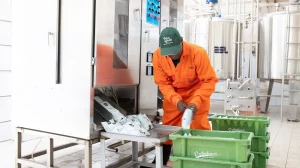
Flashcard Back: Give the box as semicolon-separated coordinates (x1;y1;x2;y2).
12;0;94;139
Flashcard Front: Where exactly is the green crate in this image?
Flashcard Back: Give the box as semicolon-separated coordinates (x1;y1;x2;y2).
170;153;254;168
169;129;254;163
252;147;270;168
251;132;270;152
209;114;270;136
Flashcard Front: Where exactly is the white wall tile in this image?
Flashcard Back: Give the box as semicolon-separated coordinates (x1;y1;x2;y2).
0;0;11;21
0;46;11;70
0;21;11;45
0;97;11;122
0;71;11;96
0;122;11;141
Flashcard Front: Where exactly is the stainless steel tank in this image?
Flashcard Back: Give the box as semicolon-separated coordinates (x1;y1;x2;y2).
190;17;237;79
258;10;300;79
208;18;237;80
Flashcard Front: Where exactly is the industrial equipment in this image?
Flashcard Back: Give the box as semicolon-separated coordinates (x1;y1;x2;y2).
258;6;300;121
188;17;237;80
186;0;259;116
12;0;184;167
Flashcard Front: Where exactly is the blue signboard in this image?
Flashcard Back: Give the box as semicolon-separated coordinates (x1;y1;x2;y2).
146;0;160;26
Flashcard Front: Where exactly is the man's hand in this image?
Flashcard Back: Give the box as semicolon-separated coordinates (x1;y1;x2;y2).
177;100;188;113
187;103;198;113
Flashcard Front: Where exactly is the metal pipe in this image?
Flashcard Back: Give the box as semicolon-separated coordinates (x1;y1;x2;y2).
227;0;229;16
232;0;237;80
238;78;251;90
258;95;287;98
22;143;78;159
235;41;257;44
241;0;246;79
250;0;253;79
255;0;259;81
282;7;291;122
238;96;253;99
218;0;222;16
237;0;241;79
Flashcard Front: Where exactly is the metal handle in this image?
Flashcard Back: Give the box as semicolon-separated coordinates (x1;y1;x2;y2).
48;32;55;46
226;78;231;90
231;105;241;116
145;30;149;42
133;8;141;21
238;96;253;99
238;78;251;90
55;0;62;84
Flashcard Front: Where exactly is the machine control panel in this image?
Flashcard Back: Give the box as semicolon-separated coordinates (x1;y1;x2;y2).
146;52;153;63
146;0;160;26
146;65;153;76
146;51;154;76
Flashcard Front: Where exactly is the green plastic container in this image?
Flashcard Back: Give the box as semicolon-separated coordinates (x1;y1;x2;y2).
252;148;270;168
169;129;254;163
170;153;254;168
251;132;270;152
209;114;270;136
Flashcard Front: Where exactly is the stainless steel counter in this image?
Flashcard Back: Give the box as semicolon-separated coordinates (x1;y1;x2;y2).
100;124;181;168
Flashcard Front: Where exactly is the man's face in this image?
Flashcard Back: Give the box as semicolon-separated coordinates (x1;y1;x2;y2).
168;53;181;60
168;46;182;60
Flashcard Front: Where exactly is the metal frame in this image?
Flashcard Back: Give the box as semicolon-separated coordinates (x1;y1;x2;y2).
224;0;259;116
15;127;99;168
100;137;169;168
100;124;180;168
280;5;300;122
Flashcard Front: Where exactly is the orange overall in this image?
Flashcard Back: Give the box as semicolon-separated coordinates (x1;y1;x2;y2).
153;41;218;144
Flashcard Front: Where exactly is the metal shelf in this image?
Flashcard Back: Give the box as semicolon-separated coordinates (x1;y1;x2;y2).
283;89;300;92
284;74;300;76
286;42;300;44
285;58;300;60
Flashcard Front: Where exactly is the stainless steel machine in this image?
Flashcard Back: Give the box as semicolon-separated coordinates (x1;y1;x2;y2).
12;0;184;167
258;6;300;121
187;17;237;80
185;0;260;116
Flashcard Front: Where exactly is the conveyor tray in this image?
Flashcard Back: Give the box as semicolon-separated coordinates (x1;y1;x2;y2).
101;124;181;143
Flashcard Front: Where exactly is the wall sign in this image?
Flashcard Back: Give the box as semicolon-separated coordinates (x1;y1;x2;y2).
146;0;160;26
214;46;228;54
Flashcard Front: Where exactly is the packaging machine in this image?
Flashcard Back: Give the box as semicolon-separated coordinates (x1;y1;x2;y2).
12;0;184;167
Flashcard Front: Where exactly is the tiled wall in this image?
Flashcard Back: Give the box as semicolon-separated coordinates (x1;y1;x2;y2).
0;0;12;142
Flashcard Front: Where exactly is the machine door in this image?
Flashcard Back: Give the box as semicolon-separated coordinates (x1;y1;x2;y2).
94;0;142;86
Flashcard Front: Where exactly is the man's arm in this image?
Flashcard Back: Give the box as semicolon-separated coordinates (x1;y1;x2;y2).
152;51;183;106
189;48;218;112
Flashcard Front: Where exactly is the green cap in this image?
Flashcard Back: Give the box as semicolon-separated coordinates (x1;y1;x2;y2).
159;27;183;56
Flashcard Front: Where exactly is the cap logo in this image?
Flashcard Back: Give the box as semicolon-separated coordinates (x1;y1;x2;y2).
163;37;173;45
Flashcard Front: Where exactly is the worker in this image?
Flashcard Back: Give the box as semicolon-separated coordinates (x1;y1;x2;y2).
140;27;218;167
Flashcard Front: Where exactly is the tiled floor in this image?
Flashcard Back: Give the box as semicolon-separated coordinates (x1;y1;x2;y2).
0;104;299;168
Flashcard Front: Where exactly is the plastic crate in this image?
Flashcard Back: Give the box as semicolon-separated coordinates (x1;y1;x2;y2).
251;132;270;152
170;153;254;168
252;148;270;168
209;114;270;136
169;129;254;163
